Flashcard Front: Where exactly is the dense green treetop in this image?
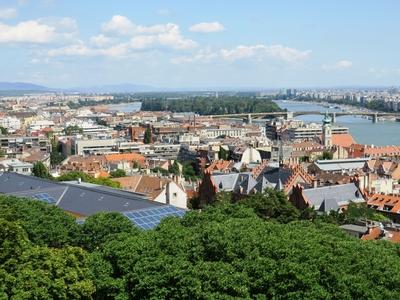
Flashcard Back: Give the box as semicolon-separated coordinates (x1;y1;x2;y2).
141;96;283;115
1;191;400;299
57;171;121;189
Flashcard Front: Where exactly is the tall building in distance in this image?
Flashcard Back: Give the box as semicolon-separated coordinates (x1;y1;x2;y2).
322;112;332;147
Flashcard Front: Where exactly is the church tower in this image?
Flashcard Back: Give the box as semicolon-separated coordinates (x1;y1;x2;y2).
322;112;332;147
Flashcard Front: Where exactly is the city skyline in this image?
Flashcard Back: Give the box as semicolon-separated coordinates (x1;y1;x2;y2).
1;0;400;88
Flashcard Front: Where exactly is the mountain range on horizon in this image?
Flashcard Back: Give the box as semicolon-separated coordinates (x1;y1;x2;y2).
0;82;157;94
0;82;397;95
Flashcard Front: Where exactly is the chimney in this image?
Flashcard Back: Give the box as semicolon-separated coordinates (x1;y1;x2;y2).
78;177;81;184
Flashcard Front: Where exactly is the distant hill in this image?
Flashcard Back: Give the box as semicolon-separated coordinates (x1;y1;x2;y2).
0;82;51;91
71;83;157;93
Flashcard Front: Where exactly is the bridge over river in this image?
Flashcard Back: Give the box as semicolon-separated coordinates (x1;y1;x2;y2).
208;111;400;123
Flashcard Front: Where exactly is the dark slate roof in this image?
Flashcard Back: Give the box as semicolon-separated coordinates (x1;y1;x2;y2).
302;183;365;210
0;172;162;217
211;172;258;194
262;167;293;185
319;198;339;212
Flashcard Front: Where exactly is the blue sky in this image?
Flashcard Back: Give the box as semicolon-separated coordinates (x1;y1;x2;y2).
0;0;399;88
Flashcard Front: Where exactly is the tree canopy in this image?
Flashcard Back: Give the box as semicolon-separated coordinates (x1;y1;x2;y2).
1;191;400;299
141;96;282;115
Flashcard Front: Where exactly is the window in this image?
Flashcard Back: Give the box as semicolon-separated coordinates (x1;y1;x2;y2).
173;193;177;198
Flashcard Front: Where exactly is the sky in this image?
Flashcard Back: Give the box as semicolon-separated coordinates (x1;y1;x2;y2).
0;0;400;89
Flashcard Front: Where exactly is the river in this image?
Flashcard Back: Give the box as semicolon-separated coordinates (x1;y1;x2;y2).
273;100;400;146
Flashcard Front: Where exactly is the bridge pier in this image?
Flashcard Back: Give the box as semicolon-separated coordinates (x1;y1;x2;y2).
331;112;336;123
247;113;252;124
372;113;378;123
285;112;293;120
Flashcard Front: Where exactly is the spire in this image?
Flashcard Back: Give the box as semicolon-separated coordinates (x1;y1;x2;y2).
322;111;332;125
275;178;283;191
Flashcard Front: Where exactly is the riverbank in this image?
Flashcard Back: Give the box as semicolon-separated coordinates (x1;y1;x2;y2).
274;100;400;146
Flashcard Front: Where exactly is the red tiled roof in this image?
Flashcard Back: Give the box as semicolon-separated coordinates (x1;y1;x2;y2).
332;133;356;148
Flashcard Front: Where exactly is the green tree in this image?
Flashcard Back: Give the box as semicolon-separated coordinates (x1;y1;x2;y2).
64;125;83;135
168;160;180;176
320;151;333;160
58;171;121;188
80;212;138;251
0;126;7;135
182;161;196;180
32;161;52;179
109;169;126;178
218;147;229;160
50;137;65;166
143;127;152;144
0;149;6;158
0;195;80;247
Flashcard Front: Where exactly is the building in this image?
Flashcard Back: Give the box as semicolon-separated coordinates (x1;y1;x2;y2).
282;123;348;141
0;116;21;133
308;158;370;175
72;138;117;155
0;172;186;229
322;113;332;147
0;159;33;175
289;182;365;212
112;175;187;208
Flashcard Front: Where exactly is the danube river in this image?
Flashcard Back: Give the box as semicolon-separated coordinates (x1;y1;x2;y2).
274;100;400;146
106;100;399;146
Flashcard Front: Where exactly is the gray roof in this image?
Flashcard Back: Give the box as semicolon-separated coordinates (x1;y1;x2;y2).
340;224;368;234
211;172;258;194
314;158;369;172
0;172;162;216
252;167;292;192
303;183;365;211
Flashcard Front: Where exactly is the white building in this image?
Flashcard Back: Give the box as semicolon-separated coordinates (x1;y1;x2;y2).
0;117;21;133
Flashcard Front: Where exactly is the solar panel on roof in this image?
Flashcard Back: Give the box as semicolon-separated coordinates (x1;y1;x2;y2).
32;193;57;204
123;205;187;230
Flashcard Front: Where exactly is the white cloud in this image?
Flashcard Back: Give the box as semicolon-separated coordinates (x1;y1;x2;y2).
102;15;135;35
0;17;78;44
322;60;353;70
99;15;197;51
172;44;311;64
189;22;225;33
0;20;55;43
48;41;130;58
90;34;113;47
0;8;17;19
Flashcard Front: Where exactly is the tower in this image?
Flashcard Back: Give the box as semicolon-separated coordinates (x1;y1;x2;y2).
322;112;332;147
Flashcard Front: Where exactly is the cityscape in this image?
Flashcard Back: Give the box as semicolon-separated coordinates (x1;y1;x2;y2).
2;1;400;299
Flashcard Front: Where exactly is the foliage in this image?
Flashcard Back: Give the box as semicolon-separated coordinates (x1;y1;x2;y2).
0;149;5;158
109;169;126;178
0;126;7;135
141;96;283;115
2;191;400;299
64;125;83;135
218;146;229;160
168;160;181;176
50;137;65;166
151;166;169;176
58;171;121;188
91;207;400;299
32;161;52;179
0;195;80;248
319;151;333;160
143;127;152;144
181;161;197;180
79;212;138;251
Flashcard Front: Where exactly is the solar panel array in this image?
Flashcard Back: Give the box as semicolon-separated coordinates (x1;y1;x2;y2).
32;193;57;204
124;205;186;229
